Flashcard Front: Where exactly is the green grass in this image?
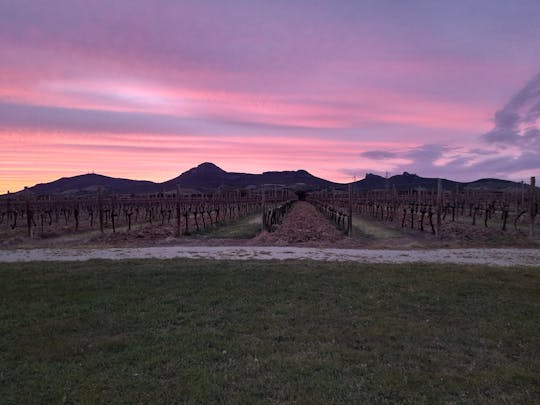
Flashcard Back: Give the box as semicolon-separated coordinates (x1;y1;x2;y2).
196;213;262;239
352;216;404;240
1;260;539;404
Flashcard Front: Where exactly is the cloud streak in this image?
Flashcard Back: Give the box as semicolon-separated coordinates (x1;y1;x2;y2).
357;72;540;180
483;72;540;147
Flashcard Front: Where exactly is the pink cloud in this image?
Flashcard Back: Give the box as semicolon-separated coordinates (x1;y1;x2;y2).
1;1;539;191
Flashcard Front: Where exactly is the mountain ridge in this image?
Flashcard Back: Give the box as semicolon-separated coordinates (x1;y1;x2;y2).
3;162;528;196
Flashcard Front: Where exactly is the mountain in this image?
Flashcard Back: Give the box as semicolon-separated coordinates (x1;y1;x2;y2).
25;173;158;196
353;172;525;192
4;163;527;197
464;178;527;191
162;162;339;191
161;162;235;190
353;172;463;191
8;162;339;196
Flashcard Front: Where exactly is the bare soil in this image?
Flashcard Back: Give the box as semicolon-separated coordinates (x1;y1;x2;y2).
251;201;358;248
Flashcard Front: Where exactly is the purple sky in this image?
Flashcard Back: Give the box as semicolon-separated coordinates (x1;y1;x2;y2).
1;0;539;192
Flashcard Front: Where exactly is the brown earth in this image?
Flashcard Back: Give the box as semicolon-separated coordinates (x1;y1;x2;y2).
250;201;359;248
375;210;539;248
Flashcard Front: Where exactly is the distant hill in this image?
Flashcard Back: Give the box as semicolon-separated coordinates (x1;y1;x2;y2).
353;172;525;192
8;162;340;196
161;162;232;190
464;178;526;191
354;172;462;191
26;173;158;196
161;162;339;191
2;163;526;196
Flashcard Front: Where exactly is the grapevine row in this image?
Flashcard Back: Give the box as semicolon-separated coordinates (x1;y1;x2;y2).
307;177;539;237
0;188;295;238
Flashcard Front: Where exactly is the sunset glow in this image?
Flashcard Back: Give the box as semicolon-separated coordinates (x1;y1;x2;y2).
1;1;539;193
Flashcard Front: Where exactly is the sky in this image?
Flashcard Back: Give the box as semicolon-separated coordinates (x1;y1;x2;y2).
1;0;539;193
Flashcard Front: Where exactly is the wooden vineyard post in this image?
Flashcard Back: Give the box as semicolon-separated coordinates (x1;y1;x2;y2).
261;188;266;232
453;184;458;222
436;178;442;237
348;183;353;236
74;202;80;231
176;186;181;237
110;195;117;233
25;193;33;237
521;180;525;209
530;176;536;236
98;188;104;235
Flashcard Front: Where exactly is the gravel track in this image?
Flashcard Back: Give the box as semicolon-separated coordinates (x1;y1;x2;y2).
0;246;539;266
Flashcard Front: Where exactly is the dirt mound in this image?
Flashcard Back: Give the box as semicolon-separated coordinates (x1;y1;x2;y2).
251;201;355;247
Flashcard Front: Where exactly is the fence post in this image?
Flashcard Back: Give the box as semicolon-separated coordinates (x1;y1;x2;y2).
348;183;353;236
521;180;525;209
98;187;104;234
436;179;442;236
530;176;536;236
176;186;181;237
25;193;32;237
261;188;266;232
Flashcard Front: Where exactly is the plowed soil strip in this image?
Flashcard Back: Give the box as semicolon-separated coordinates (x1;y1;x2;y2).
252;201;349;246
1;246;539;266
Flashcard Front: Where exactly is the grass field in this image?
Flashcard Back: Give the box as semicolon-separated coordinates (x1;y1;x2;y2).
352;216;405;240
1;259;538;403
197;213;262;239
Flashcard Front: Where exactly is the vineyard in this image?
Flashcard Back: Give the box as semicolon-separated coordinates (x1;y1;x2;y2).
0;188;296;241
308;177;539;241
1;177;539;247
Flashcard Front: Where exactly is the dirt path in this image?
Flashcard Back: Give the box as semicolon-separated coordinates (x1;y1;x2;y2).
251;201;355;247
0;246;539;266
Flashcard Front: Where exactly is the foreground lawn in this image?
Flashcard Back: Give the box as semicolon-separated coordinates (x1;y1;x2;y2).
1;260;538;404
